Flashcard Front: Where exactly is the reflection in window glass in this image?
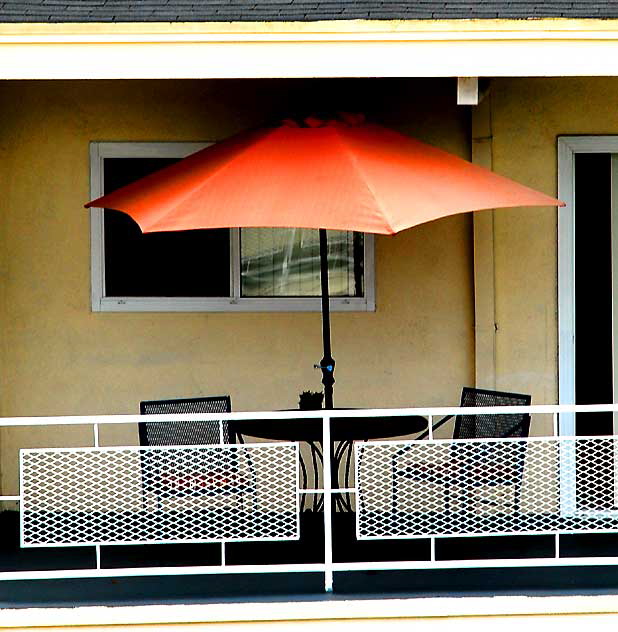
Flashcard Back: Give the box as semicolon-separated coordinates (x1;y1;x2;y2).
240;228;364;298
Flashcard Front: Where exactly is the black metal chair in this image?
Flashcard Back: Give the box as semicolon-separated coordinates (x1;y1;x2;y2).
392;387;531;515
139;396;254;509
139;396;234;446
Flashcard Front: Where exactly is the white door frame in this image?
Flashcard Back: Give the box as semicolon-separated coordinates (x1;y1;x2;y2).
557;137;618;516
558;136;618;435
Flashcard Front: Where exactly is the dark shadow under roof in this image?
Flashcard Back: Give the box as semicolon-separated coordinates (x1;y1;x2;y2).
1;1;618;23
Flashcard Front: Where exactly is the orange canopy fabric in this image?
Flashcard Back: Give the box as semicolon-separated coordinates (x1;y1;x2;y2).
86;123;563;234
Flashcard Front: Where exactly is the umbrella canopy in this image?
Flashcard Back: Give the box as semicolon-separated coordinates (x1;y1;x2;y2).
86;119;563;409
87;121;561;235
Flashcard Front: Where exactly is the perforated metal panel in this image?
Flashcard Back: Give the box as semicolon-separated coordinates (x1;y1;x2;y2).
21;443;298;547
356;437;618;539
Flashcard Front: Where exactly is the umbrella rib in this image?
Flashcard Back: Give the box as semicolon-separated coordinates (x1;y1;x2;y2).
331;128;397;235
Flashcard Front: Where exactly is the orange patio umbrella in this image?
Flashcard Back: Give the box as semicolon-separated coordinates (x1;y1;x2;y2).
86;118;563;409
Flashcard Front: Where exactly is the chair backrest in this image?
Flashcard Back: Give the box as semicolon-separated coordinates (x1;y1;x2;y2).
139;396;233;446
454;387;531;440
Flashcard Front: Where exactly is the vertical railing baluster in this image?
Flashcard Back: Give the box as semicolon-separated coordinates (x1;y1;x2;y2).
322;412;333;593
93;422;100;571
428;415;433;440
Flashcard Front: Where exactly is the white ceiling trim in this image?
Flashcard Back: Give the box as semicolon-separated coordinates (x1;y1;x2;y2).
4;20;618;79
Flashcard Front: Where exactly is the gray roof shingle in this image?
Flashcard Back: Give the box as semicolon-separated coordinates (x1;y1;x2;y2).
2;0;618;22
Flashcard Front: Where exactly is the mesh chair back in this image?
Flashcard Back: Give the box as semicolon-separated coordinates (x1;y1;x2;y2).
452;388;531;493
454;387;531;440
139;396;233;446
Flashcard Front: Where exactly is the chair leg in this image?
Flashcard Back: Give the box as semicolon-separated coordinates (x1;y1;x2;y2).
250;481;258;514
513;482;522;513
455;480;475;516
391;453;401;516
391;470;405;517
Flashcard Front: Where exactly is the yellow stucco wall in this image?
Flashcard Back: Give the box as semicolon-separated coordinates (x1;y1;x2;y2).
488;78;612;410
490;78;562;406
0;78;474;494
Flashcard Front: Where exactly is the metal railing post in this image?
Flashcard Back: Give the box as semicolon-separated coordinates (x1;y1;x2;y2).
322;412;333;593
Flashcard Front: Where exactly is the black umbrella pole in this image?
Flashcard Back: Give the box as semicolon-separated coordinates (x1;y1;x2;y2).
318;228;335;410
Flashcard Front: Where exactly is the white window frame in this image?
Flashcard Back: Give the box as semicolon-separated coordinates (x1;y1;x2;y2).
90;142;376;313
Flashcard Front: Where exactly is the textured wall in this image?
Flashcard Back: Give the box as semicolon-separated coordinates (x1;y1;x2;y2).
488;77;614;409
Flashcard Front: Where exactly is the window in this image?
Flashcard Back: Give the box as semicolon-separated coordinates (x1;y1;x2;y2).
90;142;375;312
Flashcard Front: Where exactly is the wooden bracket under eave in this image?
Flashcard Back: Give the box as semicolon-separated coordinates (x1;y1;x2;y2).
457;77;490;106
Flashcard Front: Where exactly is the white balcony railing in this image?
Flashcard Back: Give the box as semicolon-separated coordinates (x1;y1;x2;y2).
3;405;618;592
357;436;618;538
21;443;299;546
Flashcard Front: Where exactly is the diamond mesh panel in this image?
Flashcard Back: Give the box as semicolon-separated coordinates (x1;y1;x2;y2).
356;438;618;539
21;444;298;547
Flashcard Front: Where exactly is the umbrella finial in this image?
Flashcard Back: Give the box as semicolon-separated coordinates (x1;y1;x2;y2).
338;112;365;126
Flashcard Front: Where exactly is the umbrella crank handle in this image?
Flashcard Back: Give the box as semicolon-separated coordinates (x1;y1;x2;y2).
318;357;336;411
314;359;335;410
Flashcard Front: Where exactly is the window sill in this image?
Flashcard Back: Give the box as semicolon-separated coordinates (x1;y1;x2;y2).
93;297;376;313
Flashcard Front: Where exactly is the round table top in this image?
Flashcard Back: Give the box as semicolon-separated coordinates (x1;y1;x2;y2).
230;413;427;443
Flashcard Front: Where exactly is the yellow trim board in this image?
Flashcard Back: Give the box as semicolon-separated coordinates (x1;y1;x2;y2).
4;18;618;36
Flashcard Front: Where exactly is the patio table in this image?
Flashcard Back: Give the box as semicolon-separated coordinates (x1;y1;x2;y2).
229;412;427;511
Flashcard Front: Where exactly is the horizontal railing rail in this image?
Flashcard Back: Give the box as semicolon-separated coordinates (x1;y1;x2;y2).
1;404;618;592
2;401;618;426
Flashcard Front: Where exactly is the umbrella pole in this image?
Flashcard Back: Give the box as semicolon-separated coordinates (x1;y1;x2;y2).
318;228;335;410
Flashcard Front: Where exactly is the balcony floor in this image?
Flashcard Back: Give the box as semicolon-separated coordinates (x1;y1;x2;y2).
4;510;618;606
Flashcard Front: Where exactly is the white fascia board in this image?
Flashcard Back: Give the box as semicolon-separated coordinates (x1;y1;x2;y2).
4;19;618;79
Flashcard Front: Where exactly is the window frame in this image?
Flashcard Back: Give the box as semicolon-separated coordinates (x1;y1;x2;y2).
90;142;376;313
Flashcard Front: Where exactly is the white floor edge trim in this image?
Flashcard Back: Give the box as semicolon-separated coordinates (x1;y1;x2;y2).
3;595;618;627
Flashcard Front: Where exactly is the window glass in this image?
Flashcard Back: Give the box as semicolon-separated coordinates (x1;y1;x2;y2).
240;228;364;298
103;158;230;298
94;150;370;309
